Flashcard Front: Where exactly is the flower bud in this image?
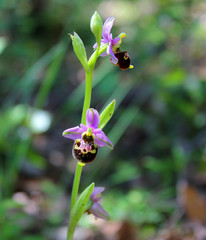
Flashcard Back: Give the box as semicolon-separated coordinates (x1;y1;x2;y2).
90;11;103;47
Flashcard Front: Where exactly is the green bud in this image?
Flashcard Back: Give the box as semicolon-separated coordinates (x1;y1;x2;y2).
99;99;116;129
69;32;90;72
90;11;103;48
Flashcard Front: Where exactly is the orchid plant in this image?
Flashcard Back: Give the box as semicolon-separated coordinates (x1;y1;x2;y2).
63;11;132;240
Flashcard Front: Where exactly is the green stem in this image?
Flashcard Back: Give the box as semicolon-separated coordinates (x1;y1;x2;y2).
67;42;104;240
70;162;85;210
81;70;93;124
67;229;74;240
88;44;107;67
81;44;104;124
67;162;85;240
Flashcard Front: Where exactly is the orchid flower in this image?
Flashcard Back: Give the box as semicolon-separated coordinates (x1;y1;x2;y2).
94;17;122;64
86;187;110;221
62;108;113;163
94;17;133;70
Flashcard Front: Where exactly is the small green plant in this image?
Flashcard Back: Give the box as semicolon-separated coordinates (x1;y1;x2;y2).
62;11;132;240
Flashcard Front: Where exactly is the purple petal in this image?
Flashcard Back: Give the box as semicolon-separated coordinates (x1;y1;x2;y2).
92;128;102;133
101;39;109;45
93;39;108;50
112;37;120;46
89;202;110;221
79;124;87;131
93;42;98;49
86;108;100;129
94;130;113;149
100;52;107;57
102;17;115;41
62;126;84;140
110;56;117;65
99;39;110;56
107;43;118;64
90;187;105;201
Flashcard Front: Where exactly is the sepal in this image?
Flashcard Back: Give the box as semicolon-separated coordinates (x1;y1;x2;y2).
99;99;116;129
69;32;90;72
68;183;94;234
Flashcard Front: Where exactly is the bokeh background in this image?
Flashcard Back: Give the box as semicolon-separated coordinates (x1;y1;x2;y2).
1;0;206;239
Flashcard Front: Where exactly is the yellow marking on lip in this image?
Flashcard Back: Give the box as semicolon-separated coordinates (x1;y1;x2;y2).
124;55;129;60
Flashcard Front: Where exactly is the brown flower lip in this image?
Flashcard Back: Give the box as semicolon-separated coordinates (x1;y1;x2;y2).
114;50;131;70
72;139;98;163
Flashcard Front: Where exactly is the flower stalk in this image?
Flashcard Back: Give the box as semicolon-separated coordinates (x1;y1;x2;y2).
68;63;93;240
67;27;102;240
81;70;93;125
70;161;85;210
63;11;132;240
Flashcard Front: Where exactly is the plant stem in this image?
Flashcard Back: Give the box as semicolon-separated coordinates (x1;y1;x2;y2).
67;225;75;240
88;44;107;66
67;162;85;240
81;70;93;125
67;62;93;240
70;162;85;210
81;44;103;124
67;43;103;240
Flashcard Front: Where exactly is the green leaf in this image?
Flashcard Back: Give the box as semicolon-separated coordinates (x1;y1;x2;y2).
90;11;103;47
159;68;186;87
70;32;89;72
67;183;94;238
99;99;116;129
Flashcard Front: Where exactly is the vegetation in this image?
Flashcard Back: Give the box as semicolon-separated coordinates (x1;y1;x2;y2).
1;0;206;239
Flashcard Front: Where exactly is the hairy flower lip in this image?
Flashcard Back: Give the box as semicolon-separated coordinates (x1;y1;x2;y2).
62;108;113;149
72;139;98;163
114;50;131;70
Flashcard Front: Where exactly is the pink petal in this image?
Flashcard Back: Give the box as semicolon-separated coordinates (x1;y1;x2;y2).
80;124;87;131
94;130;113;149
62;126;83;140
93;42;98;49
93;39;108;50
86;108;100;129
89;202;110;221
90;187;105;201
112;37;120;46
100;52;107;57
102;17;115;41
93;128;102;134
107;43;118;64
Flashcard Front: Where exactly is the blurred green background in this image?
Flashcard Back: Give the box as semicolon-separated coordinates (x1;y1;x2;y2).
1;0;206;239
